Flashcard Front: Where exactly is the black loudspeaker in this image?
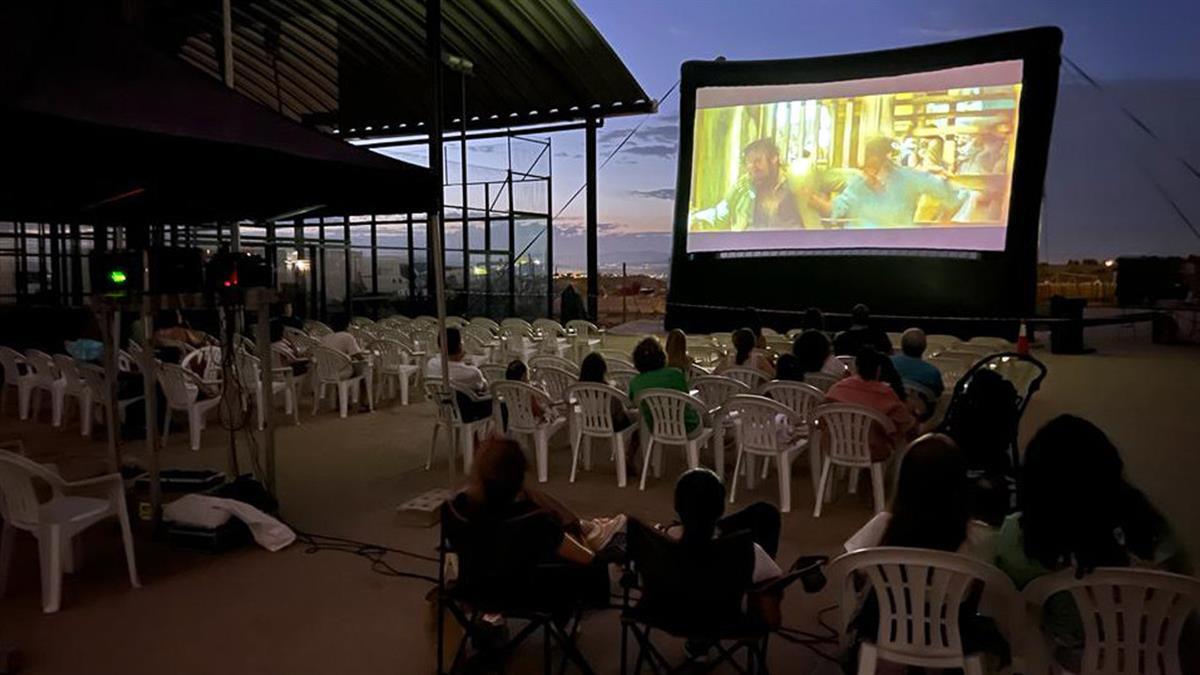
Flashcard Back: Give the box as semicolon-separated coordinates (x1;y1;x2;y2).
1115;257;1187;307
1049;295;1087;354
204;251;271;293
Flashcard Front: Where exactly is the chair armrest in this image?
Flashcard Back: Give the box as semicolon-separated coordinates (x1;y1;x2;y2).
62;472;124;490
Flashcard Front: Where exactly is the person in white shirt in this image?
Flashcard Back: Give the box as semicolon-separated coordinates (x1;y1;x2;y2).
843;433;996;561
425;327;490;421
320;316;364;356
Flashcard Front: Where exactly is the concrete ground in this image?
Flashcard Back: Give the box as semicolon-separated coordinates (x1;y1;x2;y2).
0;326;1197;674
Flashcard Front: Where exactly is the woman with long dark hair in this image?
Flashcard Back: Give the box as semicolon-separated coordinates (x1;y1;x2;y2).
717;328;774;376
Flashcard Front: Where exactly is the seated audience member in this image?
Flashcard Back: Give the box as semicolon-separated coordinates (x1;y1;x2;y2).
774;353;805;382
154;310;208;349
269;320;307;372
450;438;622;607
579;353;633;431
426;327;490;422
825;349;916;460
627;337;698;432
660;468;781;583
665;328;692;371
833;304;893;356
503;359;547;422
800;307;826;333
717;328;775;377
845;433;995;560
891;328;944;397
320;316;363;356
65;317;105;363
877;353;908;401
994;415;1187;667
793;329;846;378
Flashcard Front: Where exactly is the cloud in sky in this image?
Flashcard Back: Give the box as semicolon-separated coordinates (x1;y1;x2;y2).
630;188;675;200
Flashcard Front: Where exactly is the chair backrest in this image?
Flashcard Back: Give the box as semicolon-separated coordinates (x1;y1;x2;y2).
719;394;800;452
831;547;1018;665
410;328;439;354
181;345;223;381
462;324;495;344
634;388;706;443
625;518;756;634
423;378;464;424
596;349;634;370
158;363;200;407
369;338;414;371
565;319;599;339
479;363;508;384
491;380;553;432
967;336;1013;350
304;320;334;338
531;364;576;403
949;343;997;358
23;348;60;381
720;366;769;390
235;351;263;389
925;334;962;354
903;380;938;420
836;354;857;375
469;317;500;334
501;318;534;335
529;355;579;376
0;346;25;384
349;316;375;328
310;346;353;382
692;375;750;410
52;354;84;391
608;366;637;392
811;403;895;467
567;382;631;435
283;326;319;354
927;353;975;391
1023;567;1200;675
688;344;726;368
0;448;69;527
759;380;824;425
532;318;566;339
461;330;491;357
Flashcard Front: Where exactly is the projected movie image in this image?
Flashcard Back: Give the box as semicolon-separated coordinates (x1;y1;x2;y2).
686;62;1023;253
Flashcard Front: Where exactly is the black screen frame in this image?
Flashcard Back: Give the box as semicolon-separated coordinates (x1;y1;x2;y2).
666;27;1063;333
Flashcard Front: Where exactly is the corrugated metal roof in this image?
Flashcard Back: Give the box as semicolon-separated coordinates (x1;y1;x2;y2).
142;0;654;137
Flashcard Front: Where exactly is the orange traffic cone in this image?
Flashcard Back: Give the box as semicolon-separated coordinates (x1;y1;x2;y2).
1016;321;1030;355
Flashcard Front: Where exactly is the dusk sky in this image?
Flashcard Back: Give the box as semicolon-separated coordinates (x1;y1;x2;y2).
388;1;1200;271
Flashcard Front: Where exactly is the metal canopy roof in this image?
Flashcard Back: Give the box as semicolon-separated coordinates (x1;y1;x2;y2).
141;0;655;137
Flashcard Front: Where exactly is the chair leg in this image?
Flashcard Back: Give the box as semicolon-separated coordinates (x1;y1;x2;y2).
256;389;266;431
427;423;440;470
963;654;984;675
848;467;860;494
461;426;475;474
639;439;656;491
870;463;886;514
51;389;65;427
534;431;549;483
311;382;321;415
569;429;582;483
18;383;32;420
116;498;141;588
0;521;14;598
338;382;349;418
686;440;700;471
729;448;744;505
745;455;757;491
162;409;172;446
813;458;833;518
614;435;627;488
81;397;94;437
188;407;203;451
400;375;409;406
855;642;878;675
583;435;593;472
777;452;792;514
37;526;63;613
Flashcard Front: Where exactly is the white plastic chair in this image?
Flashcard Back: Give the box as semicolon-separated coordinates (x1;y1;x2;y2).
1023;567;1200;675
836;354;857;374
565;320;603;361
461;329;496;363
479;363;508;384
0;346;35;418
491;380;567;483
692;375;751;413
531;364;576;405
444;316;469;329
608;366;637;393
309;346;366;418
903;380;939;422
180;345;224;383
565;382;638;487
926;334;963;355
283;326;319;356
349;316;376;328
303;320;334;338
468;317;500;335
424;379;493;474
830;547;1020;675
811;403;897;517
803;371;842;393
77;363;142;437
501;317;535;334
720;366;770;390
632;388;714;491
760;380;825;493
688;344;726;368
595;349;635;370
22;349;65;425
159;364;222;451
51;355;91;432
928;353;976;392
529;354;580;377
236;352;298;429
370;339;420;406
718;394;809;513
0;449;141;613
967;336;1014;351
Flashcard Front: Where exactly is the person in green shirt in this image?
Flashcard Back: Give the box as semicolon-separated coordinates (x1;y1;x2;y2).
626;337;699;432
992;415;1188;670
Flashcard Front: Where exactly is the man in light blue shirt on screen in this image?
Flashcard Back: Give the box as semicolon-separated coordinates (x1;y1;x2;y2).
831;137;966;228
891;328;943;397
